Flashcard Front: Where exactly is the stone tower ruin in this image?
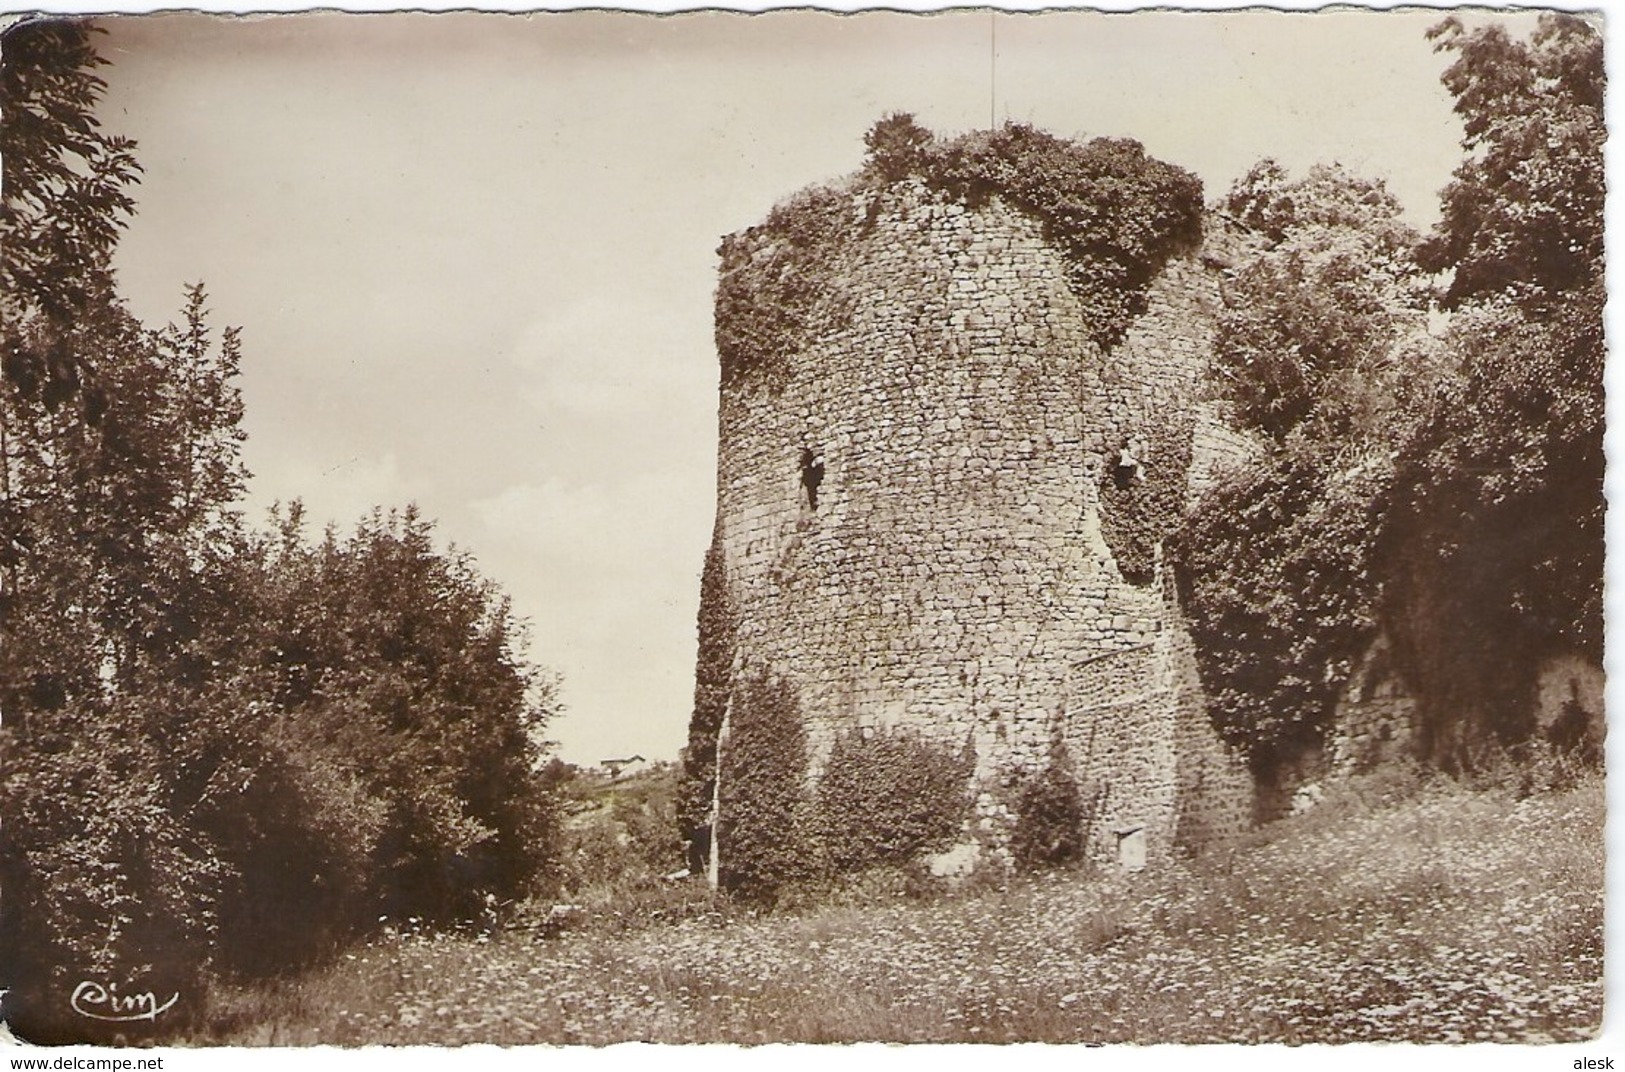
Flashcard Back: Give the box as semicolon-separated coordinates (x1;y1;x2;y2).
687;125;1261;881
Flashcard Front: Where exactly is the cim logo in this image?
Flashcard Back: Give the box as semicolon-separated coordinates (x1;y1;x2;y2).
70;980;178;1023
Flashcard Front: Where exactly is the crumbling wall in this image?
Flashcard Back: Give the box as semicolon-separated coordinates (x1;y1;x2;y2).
709;178;1252;868
1327;635;1419;773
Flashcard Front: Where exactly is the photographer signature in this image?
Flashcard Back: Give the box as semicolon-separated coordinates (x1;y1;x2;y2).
70;980;178;1023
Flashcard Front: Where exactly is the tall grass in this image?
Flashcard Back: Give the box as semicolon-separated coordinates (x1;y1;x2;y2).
189;769;1602;1045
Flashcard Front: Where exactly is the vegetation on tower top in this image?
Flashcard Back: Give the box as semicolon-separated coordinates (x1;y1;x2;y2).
714;115;1205;388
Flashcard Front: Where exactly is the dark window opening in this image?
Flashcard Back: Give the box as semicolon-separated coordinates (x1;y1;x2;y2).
1112;438;1144;490
800;447;825;511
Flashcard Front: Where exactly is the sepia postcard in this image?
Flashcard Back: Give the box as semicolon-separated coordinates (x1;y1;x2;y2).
0;5;1609;1067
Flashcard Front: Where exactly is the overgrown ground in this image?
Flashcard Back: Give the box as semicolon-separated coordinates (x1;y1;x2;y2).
197;769;1602;1045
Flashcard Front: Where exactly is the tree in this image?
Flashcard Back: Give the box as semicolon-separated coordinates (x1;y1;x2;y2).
678;527;734;872
1175;447;1392;771
1381;14;1604;765
715;671;811;901
235;506;562;928
1214;161;1429;445
1420;14;1603;307
0;278;254;1038
0;24;563;1039
1382;280;1604;761
1178;162;1434;773
0;19;140;321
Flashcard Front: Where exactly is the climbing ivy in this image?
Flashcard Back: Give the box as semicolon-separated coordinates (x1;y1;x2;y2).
910;122;1204;352
714;184;853;390
1096;416;1193;585
714;116;1205;387
1171;447;1390;773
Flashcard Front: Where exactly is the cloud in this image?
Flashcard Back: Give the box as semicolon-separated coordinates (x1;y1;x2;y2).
508;296;712;418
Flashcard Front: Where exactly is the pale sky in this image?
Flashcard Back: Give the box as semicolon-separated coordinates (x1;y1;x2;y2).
85;8;1528;764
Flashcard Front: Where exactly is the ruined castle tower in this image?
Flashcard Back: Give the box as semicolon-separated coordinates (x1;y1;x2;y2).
690;131;1257;877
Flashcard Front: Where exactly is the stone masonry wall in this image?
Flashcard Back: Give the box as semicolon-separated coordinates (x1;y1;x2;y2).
711;179;1252;866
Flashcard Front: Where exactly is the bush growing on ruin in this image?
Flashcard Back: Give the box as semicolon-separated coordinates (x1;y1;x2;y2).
1174;449;1390;773
814;729;973;873
919;123;1204;351
862;111;934;182
713;184;853;389
1009;741;1094;870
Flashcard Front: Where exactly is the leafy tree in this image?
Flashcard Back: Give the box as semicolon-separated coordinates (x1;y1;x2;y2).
1382;14;1604;765
1214;162;1428;444
0;24;562;1039
0;278;256;1037
0;24;246;1039
0;19;140;321
1382;282;1603;762
1420;14;1603;307
1178;161;1434;772
1175;448;1392;770
236;505;562;928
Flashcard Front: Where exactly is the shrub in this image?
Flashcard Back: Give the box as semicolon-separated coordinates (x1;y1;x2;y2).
862;111;934;182
813;729;973;874
1010;742;1094;870
716;672;814;902
559;762;685;899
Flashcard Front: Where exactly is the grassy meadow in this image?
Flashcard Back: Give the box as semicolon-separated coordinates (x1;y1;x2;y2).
192;765;1602;1046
